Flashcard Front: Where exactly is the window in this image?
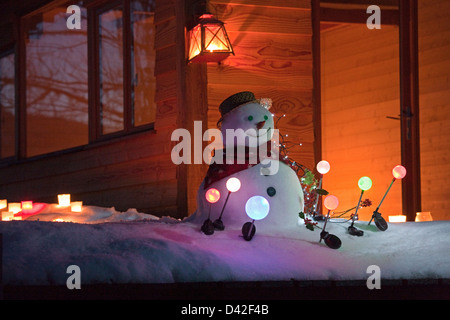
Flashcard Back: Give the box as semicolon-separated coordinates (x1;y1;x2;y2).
21;0;156;158
95;0;156;137
24;2;88;157
0;51;15;159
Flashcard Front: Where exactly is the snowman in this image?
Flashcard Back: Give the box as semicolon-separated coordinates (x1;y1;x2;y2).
188;91;304;236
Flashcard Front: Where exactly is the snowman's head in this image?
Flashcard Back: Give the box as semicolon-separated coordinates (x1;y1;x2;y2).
220;101;274;148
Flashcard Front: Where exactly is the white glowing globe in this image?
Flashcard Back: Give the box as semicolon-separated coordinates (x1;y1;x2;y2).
316;160;330;174
226;177;241;193
245;196;270;220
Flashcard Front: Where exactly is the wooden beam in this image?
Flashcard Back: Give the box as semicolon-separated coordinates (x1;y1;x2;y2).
399;0;421;221
320;7;399;25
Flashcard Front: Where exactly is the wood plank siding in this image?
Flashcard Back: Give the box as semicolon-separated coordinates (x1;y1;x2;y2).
205;0;316;174
320;23;403;221
418;0;450;221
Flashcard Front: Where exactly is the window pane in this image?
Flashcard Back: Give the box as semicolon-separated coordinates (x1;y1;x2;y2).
0;53;15;158
99;7;124;135
25;4;88;157
131;0;156;127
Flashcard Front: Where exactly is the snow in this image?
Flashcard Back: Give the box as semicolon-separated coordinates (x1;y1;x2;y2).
0;204;449;286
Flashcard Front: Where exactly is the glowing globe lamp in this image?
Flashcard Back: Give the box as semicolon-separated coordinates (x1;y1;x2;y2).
392;165;406;179
324;195;339;211
205;188;221;204
226;177;241;193
358;176;373;191
245;196;270;220
316;160;330;174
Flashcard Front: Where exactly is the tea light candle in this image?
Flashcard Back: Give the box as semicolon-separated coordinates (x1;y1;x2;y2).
8;202;22;214
58;194;71;207
388;215;406;223
415;212;433;222
21;201;33;211
71;201;83;212
2;211;14;221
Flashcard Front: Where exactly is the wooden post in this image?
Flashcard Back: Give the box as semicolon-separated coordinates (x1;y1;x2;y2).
399;0;421;221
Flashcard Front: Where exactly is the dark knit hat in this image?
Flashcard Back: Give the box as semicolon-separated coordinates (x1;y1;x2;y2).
219;91;256;117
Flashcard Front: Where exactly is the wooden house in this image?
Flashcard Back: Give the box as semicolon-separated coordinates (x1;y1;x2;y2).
0;0;448;221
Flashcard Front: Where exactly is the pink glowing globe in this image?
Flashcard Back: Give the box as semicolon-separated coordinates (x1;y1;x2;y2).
324;195;339;211
205;188;221;203
392;165;407;180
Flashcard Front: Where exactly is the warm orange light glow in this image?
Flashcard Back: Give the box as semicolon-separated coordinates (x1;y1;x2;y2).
21;201;33;211
0;199;7;210
53;218;65;222
2;211;14;221
205;188;221;204
71;201;83;213
188;14;234;63
415;212;433;222
388;215;406;223
58;194;71;207
8;202;21;214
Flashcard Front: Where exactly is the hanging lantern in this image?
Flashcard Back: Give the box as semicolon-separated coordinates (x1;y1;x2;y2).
188;13;234;63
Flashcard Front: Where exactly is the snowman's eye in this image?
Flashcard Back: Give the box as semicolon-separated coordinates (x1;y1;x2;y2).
247;115;253;121
264;115;268;121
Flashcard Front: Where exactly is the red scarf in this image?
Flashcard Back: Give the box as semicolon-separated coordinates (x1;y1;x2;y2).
203;141;290;189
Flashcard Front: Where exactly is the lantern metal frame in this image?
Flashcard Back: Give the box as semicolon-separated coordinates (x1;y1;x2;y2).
187;13;234;63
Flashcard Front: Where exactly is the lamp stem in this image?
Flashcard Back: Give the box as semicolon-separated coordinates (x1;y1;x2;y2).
351;190;364;227
312;176;323;216
377;178;396;210
218;191;231;220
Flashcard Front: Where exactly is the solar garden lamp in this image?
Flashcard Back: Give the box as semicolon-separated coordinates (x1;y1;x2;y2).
213;177;241;231
368;165;406;231
201;188;221;235
348;176;372;236
320;195;342;249
242;196;270;241
312;160;330;220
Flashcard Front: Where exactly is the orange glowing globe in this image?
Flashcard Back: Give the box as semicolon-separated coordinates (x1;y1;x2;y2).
205;188;221;203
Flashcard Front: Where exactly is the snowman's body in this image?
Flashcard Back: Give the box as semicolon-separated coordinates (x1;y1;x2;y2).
189;94;304;234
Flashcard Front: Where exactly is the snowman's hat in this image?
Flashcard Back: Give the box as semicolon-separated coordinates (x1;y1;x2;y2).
219;91;256;117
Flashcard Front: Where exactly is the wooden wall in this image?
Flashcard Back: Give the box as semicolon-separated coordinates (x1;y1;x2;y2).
320;23;402;221
205;0;316;172
418;0;450;221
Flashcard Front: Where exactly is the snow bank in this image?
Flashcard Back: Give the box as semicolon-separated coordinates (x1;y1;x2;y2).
0;205;449;286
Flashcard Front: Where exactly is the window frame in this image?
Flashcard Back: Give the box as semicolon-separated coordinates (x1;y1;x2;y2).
0;47;16;161
10;0;156;162
89;0;155;143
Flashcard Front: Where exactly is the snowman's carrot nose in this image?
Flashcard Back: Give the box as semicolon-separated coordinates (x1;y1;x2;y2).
256;121;266;129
